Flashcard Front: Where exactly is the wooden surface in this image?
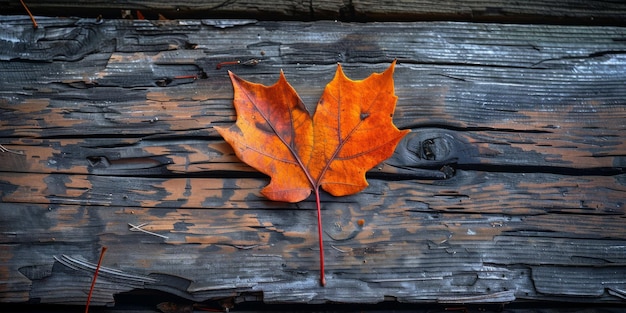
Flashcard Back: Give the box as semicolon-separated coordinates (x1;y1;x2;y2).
2;0;626;24
1;14;626;308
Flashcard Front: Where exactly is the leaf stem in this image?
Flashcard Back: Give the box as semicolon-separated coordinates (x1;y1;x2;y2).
314;186;326;286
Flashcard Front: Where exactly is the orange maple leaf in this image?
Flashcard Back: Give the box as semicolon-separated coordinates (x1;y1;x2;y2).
215;61;408;286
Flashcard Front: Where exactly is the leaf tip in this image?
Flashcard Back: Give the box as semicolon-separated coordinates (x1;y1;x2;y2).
387;59;397;74
333;62;348;81
227;70;242;85
213;125;226;135
278;69;288;82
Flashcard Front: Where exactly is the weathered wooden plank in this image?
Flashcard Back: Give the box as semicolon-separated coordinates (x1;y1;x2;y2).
2;0;626;24
1;172;625;215
1;200;625;304
2;124;625;178
1;18;625;178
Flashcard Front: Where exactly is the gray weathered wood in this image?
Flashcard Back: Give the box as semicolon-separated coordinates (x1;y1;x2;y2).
2;0;626;24
1;16;625;307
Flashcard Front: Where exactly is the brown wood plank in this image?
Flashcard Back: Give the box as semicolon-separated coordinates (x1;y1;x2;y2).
2;0;626;24
1;199;625;304
1;16;625;307
2;123;624;177
1;172;625;215
1;18;625;177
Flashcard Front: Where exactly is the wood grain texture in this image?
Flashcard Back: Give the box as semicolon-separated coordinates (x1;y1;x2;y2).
1;16;625;307
1;0;626;24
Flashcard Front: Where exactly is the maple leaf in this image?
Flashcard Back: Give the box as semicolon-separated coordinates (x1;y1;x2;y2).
215;61;408;286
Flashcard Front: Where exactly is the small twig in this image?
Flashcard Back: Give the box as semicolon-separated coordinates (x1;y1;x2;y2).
216;60;240;70
129;222;169;239
85;246;107;313
136;10;145;20
216;58;260;70
0;144;23;155
19;0;38;29
173;75;198;80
